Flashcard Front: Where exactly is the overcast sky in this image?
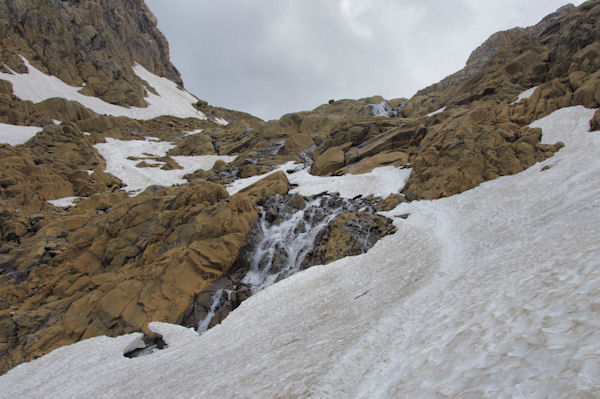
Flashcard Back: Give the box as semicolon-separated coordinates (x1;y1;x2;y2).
145;0;585;121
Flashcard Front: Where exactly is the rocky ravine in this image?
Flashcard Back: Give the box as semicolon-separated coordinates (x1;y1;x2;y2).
1;0;600;374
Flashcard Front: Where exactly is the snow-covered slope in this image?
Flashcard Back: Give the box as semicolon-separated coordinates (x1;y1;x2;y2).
1;106;598;398
94;137;236;195
0;57;206;120
0;123;42;145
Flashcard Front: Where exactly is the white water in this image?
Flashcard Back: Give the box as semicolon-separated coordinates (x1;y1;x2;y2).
242;196;345;293
197;289;230;334
367;101;398;117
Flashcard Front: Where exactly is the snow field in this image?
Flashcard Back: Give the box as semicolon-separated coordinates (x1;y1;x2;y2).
227;160;412;199
0;123;42;146
0;56;206;120
1;106;599;398
94;137;236;195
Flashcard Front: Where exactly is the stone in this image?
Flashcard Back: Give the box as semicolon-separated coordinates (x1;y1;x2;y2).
311;146;345;176
239;171;290;203
591;109;600;132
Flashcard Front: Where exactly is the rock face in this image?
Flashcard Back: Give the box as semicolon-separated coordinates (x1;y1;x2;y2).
181;193;396;332
1;0;599;376
0;0;182;107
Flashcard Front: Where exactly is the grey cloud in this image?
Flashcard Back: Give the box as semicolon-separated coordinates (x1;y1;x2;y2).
146;0;584;121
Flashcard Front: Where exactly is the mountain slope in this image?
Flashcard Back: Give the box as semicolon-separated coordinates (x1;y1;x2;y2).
1;104;598;398
0;0;599;387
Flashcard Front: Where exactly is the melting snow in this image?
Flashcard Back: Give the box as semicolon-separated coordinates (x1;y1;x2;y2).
183;129;204;136
0;56;206;120
1;106;599;398
94;137;236;195
426;106;447;117
226;161;411;199
0;123;42;146
47;196;80;208
511;86;539;104
214;117;229;126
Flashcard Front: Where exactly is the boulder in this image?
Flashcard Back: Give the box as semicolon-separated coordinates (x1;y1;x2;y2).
239;171;289;203
169;134;215;156
311;146;345;176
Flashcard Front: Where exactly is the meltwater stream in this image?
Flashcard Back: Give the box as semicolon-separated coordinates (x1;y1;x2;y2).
193;192;395;333
243;194;354;293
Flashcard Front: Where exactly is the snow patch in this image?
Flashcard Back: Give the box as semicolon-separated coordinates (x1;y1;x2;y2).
227;161;411;199
511;86;538;104
94;137;236;195
425;106;446;117
183;129;203;136
214;117;229;126
0;56;206;120
0;123;42;146
47;196;80;208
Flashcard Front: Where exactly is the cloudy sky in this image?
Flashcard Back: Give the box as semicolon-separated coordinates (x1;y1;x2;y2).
146;0;585;121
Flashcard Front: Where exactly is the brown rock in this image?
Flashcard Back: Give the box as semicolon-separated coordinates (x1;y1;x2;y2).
591;109;600;132
169;134;215;156
239;171;290;203
279;134;314;155
311;146;345;176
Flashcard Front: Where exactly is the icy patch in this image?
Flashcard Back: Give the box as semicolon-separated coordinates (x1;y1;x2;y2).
47;196;80;208
0;56;206;120
511;86;538;104
0;123;42;146
94;137;236;195
227;161;411;199
425;106;446;117
2;107;599;398
214;117;229;126
183;129;203;136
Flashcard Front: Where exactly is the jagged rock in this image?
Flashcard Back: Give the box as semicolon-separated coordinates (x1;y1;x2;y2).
308;211;395;265
0;0;182;107
0;180;264;373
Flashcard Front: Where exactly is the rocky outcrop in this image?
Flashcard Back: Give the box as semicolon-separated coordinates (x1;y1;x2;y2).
182;192;396;331
0;0;181;107
0;170;298;373
1;0;599;377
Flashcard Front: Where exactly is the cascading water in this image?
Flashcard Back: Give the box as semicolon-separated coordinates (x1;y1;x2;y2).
187;190;397;335
242;194;357;293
